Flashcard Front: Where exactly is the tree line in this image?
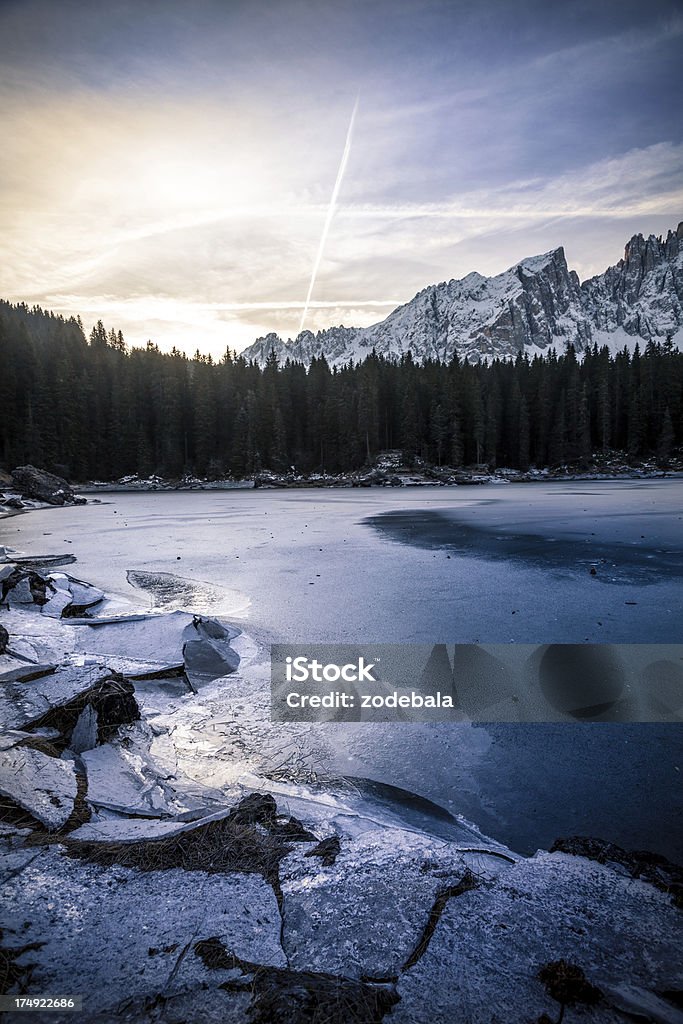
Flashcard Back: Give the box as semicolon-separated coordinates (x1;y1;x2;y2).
0;300;680;481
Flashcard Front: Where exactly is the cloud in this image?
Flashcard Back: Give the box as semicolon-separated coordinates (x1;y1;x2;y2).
0;0;680;355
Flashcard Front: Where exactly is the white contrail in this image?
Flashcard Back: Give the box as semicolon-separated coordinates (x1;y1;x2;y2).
298;95;359;335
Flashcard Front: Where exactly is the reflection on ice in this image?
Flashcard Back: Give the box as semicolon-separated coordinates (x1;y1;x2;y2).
127;569;250;617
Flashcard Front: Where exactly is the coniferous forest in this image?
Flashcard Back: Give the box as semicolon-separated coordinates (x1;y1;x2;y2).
1;300;681;481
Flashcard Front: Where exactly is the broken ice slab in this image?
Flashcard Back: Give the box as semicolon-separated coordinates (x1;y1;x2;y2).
81;743;182;819
37;573;105;618
70;704;99;754
390;851;683;1024
69;806;236;842
9;554;77;568
0;744;77;829
0;661;56;685
279;824;510;980
71;610;241;685
72;610;191;669
0;563;17;583
2;847;285;1018
2;566;104;619
41;588;73;618
0;662;108;731
182;617;240;689
65;577;105;609
66;613;153;625
6;577;34;607
183;638;239;688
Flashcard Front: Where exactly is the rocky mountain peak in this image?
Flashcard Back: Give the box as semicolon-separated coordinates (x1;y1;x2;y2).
240;224;683;366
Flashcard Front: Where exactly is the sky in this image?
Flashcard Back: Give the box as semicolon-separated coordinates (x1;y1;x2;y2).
1;0;682;357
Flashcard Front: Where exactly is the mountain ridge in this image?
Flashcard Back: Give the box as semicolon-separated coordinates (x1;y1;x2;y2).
241;222;683;367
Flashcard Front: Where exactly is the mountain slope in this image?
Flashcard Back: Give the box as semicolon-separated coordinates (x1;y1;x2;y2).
241;222;683;366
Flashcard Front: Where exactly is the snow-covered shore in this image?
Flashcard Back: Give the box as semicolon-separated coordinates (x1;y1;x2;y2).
1;553;681;1023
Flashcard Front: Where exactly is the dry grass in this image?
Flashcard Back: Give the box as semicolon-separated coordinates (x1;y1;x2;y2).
195;937;399;1024
65;813;291;891
0;931;44;995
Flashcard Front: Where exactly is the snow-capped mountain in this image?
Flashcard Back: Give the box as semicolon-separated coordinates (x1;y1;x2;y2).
241;222;683;366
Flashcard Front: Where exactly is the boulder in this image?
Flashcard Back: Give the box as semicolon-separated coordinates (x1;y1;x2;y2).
11;465;81;506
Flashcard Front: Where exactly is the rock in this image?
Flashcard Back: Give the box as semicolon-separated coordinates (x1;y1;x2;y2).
5;496;24;509
69;704;99;754
0;624;8;655
11;464;78;506
0;744;78;829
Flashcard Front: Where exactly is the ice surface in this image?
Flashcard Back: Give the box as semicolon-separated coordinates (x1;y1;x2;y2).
280;827;513;979
1;847;285;1017
391;851;683;1023
5;483;682;858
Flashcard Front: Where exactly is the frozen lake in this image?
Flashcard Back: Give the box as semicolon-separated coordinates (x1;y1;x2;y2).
3;479;682;857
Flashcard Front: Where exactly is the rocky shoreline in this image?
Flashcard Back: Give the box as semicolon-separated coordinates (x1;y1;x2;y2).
3;450;680;520
0;539;682;1022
